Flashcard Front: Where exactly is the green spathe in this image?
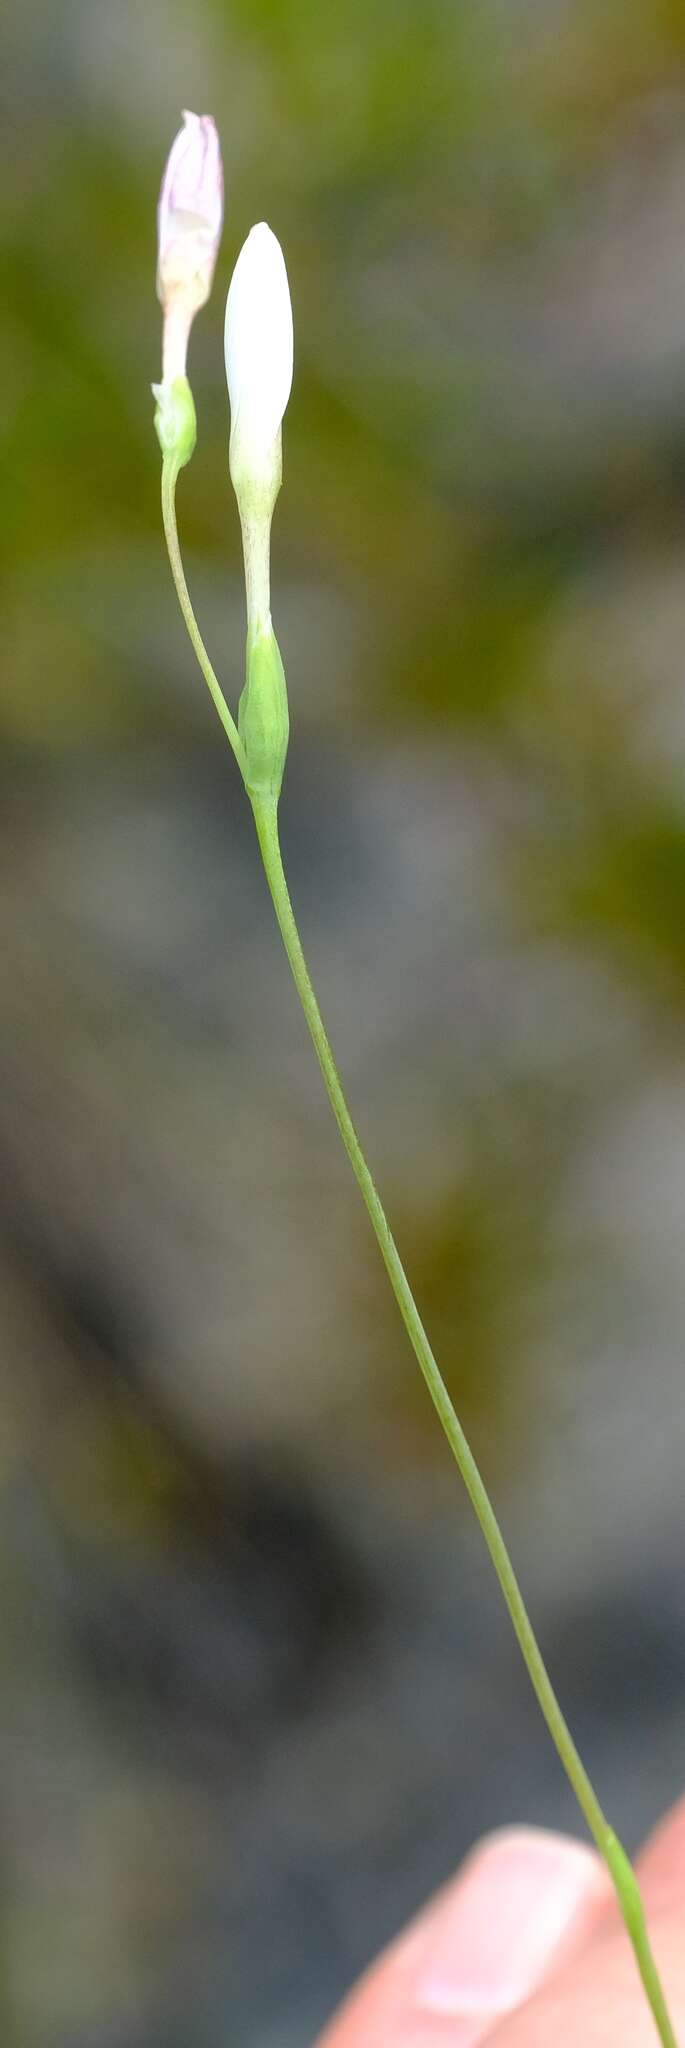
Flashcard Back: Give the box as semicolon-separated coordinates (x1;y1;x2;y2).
153;376;197;472
239;624;289;801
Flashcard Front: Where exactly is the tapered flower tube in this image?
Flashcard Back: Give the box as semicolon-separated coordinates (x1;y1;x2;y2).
225;223;293;621
157;110;223;380
153;111;224;471
225;223;293;800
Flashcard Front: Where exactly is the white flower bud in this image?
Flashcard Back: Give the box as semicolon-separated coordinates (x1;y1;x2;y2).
224;223;293;513
157;111;224;383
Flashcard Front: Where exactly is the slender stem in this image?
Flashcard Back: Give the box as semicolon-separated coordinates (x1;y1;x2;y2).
161;461;247;780
251;788;678;2048
159;481;677;2047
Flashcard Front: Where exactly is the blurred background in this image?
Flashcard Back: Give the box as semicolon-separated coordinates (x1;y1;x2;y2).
3;1;685;2041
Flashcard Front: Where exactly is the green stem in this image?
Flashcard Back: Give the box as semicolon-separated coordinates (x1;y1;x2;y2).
159;469;677;2048
251;788;677;2048
161;461;247;780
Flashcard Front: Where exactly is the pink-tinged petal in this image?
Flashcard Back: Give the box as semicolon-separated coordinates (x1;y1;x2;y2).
156;111;224;372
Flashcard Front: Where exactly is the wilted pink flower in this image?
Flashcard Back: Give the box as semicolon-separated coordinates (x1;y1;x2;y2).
157;111;223;381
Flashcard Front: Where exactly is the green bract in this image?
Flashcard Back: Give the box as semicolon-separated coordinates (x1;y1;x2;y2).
239;626;289;801
153;376;197;472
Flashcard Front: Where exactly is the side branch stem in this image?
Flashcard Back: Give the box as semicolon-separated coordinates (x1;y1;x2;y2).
161;461;247;777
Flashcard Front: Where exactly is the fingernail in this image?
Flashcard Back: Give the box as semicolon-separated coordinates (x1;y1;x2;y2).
415;1829;605;2032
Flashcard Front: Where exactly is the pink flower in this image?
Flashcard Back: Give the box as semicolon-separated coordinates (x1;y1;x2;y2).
157;111;223;381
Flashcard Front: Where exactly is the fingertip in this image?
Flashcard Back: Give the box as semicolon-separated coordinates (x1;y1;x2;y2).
315;1827;608;2047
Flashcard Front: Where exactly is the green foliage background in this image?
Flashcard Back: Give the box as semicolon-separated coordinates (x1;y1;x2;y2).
3;4;685;2044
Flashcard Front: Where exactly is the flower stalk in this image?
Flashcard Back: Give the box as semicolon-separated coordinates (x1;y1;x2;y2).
152;123;679;2048
159;445;678;2048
